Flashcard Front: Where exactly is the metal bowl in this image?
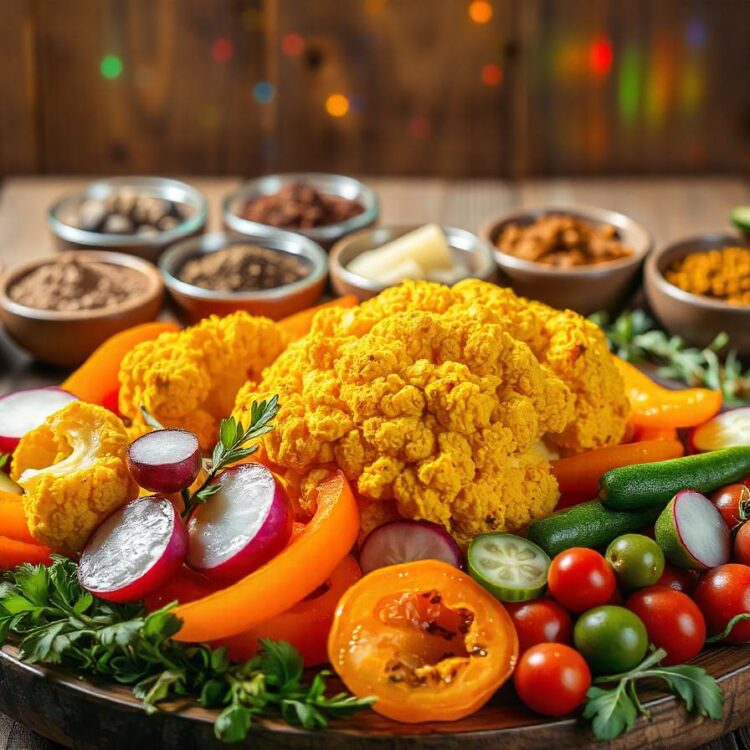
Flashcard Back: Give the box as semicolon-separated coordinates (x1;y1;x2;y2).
480;204;652;316
159;231;328;323
49;176;208;262
329;225;497;302
645;232;750;356
222;172;379;249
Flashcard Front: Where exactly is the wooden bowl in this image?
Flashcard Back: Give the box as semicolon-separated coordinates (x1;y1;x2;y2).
329;225;497;302
159;231;328;323
0;252;164;366
479;205;652;315
645;232;750;356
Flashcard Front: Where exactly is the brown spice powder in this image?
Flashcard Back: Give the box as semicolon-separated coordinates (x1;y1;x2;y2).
9;254;147;312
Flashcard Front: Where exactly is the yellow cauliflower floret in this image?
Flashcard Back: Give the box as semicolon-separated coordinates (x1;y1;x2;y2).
11;402;134;554
118;311;286;450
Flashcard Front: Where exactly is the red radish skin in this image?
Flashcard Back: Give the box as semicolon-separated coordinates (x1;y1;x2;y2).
187;463;292;583
359;520;464;574
0;388;77;453
128;429;201;494
78;496;188;603
691;409;750;453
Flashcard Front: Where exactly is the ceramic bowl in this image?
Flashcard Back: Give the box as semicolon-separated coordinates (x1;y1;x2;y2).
159;231;328;323
479;205;653;315
222;172;379;249
49;176;208;262
0;251;164;366
329;225;497;302
645;232;750;356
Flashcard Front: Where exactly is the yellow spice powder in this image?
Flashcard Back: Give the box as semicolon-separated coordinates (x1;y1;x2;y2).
666;246;750;305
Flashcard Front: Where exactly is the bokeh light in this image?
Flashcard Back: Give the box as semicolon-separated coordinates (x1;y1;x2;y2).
481;63;503;86
618;46;641;125
100;54;123;80
253;81;276;104
211;38;234;63
282;33;305;57
589;35;613;76
409;116;431;140
469;1;493;24
326;93;350;117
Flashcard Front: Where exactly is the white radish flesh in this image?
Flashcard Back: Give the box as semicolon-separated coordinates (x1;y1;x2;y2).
79;496;188;603
186;463;292;583
128;429;201;493
691;408;750;452
0;388;77;453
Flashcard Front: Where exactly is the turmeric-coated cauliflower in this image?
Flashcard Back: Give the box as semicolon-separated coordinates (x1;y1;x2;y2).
234;280;628;544
118;311;286;450
11;402;134;553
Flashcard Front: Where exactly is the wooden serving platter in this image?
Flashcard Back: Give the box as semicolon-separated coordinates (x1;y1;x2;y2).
0;643;749;750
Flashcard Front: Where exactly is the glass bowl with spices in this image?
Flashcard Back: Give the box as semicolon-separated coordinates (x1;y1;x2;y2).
0;251;164;366
222;173;379;249
159;231;328;322
479;205;652;316
645;233;750;357
49;176;208;263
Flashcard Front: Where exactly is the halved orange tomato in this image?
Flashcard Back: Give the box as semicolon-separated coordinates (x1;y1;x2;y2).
327;559;518;723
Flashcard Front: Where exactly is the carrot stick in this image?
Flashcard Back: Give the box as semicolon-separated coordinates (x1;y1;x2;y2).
278;296;358;341
0;536;52;568
0;499;35;544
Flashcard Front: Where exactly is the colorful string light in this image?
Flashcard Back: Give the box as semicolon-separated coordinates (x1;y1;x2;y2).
409;116;431;139
100;55;123;80
282;33;305;57
481;63;503;86
326;94;350;117
211;38;234;63
253;81;275;104
468;1;493;24
618;46;641;125
588;35;613;77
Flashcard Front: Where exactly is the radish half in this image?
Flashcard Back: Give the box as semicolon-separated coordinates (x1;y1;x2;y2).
655;489;731;570
79;496;188;603
359;520;464;574
128;429;202;493
691;408;750;453
186;463;292;583
0;387;77;453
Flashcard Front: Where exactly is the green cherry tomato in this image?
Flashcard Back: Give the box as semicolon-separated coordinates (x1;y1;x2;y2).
605;533;665;591
573;605;648;674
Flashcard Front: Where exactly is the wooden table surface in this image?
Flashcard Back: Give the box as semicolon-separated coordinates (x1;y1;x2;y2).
1;175;750;750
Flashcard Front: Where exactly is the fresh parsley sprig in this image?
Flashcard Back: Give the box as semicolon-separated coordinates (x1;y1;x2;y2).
0;557;373;743
591;310;750;406
582;647;723;741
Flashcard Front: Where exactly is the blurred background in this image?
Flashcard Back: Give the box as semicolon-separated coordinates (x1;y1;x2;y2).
2;0;749;179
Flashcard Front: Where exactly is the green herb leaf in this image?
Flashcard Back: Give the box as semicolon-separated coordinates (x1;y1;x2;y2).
139;405;165;430
583;684;638;741
215;704;252;743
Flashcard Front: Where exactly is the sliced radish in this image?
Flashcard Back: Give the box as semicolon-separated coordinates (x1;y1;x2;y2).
655;489;731;570
128;429;201;493
0;388;77;453
186;463;292;583
359;520;463;574
691;409;750;453
79;495;188;603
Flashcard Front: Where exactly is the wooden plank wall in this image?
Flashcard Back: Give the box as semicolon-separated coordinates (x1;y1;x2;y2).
0;0;748;178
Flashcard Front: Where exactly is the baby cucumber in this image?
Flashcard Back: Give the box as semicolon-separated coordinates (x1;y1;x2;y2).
527;501;659;558
600;446;750;512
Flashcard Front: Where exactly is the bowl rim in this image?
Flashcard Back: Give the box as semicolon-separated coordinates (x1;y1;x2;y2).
159;230;329;302
0;250;164;321
646;231;750;314
222;172;380;243
480;203;653;278
48;176;208;248
329;223;497;293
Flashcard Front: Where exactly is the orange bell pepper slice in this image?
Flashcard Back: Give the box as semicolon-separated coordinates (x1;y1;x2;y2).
62;321;179;406
0;495;36;544
173;470;360;643
614;357;722;429
0;536;52;568
217;556;361;666
552;438;685;508
277;296;358;342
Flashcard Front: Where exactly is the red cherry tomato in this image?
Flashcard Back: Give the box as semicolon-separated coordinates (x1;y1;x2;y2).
710;484;750;529
514;643;591;717
547;548;616;613
735;524;750;566
625;586;706;665
505;599;573;654
654;563;700;594
693;564;750;644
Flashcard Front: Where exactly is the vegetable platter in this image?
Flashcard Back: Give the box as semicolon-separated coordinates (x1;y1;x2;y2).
2;282;750;750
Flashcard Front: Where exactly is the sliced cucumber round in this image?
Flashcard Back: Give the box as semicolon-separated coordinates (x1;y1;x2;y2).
731;205;750;234
468;533;550;602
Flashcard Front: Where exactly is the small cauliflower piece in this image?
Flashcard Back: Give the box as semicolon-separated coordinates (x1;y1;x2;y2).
11;402;134;554
118;311;286;450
